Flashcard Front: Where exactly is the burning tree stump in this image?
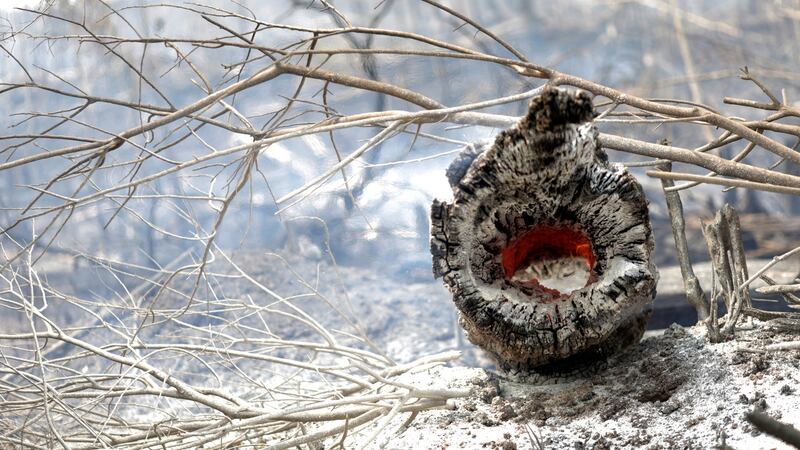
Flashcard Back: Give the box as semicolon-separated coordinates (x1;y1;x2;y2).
430;88;658;375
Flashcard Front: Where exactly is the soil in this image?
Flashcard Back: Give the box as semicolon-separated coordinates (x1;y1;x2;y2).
214;251;800;449
348;322;800;450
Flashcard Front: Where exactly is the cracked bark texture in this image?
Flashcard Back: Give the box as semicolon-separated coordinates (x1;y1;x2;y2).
430;88;658;375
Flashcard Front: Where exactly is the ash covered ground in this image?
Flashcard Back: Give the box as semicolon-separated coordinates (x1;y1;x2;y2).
351;323;800;450
222;251;800;449
18;242;800;449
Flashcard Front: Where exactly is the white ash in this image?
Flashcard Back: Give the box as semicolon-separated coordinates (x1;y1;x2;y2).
343;322;800;450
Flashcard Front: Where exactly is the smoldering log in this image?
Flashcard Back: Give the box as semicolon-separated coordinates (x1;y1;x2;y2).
430;87;658;375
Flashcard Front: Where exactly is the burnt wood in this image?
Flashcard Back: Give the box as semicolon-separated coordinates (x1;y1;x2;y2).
430;88;658;375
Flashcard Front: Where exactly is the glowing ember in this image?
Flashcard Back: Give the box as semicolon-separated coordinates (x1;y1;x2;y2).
501;225;595;294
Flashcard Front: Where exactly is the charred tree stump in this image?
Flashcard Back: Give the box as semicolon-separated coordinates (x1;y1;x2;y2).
430;88;658;376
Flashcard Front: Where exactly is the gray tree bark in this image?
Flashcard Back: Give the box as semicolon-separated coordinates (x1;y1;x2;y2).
431;88;658;375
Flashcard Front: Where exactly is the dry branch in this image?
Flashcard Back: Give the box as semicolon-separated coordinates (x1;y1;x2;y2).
657;162;708;321
2;1;800;447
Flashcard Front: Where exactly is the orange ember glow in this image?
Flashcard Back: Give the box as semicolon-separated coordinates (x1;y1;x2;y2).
501;225;596;280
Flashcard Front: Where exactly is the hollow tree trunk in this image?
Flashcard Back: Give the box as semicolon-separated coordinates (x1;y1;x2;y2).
430;88;658;376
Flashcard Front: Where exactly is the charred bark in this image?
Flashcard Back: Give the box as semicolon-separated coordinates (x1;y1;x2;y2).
430;88;658;375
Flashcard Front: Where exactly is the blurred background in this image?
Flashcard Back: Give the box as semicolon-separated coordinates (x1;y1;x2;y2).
1;0;799;363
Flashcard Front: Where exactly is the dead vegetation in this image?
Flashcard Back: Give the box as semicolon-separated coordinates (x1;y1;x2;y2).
0;0;799;448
